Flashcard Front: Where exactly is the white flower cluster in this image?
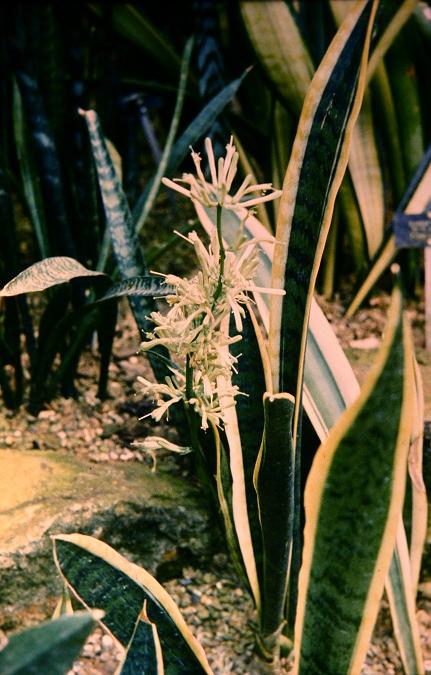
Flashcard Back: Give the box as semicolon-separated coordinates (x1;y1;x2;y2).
139;137;283;431
162;136;282;210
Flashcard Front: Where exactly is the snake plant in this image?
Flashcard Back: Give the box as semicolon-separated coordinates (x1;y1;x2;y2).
1;2;426;672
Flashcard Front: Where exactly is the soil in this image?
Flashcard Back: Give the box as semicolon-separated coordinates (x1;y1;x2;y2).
1;288;431;674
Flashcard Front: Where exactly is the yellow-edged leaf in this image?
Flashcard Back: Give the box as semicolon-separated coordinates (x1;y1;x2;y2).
294;287;415;674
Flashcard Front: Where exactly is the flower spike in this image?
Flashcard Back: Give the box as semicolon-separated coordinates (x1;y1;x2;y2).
162;136;282;211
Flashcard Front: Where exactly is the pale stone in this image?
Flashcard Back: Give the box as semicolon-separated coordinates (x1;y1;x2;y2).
0;448;219;617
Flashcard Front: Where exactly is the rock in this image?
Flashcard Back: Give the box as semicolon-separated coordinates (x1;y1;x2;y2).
0;449;220;628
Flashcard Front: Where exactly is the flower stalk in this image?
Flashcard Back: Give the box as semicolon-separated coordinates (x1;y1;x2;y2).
213;204;225;306
140;137;283;434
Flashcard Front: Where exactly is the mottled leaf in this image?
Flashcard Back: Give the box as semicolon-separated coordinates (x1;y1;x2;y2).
295;288;416;674
0;612;99;675
97;276;176;303
53;534;213;674
0;257;104;297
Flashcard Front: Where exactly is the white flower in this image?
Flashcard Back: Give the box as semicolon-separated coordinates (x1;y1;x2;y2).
137;375;184;422
132;436;192;472
138;226;285;430
140;136;284;433
162;136;282;210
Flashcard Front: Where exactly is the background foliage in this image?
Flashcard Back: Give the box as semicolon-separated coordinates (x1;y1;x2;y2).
1;1;431;410
1;2;431;673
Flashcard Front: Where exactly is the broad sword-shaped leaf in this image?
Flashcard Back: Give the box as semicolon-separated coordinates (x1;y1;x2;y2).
294;287;417;674
268;0;377;406
53;534;213;674
192;202;427;672
0;611;100;675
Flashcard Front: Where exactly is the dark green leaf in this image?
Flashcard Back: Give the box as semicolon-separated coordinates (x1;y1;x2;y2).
268;0;377;631
97;277;176;302
89;4;183;76
119;615;161;674
295;289;417;674
255;393;295;654
53;535;212;674
0;612;98;675
131;70;249;229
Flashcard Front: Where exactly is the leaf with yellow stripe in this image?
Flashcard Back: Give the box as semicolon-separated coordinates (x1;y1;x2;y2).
268;0;377;625
53;534;213;675
294;287;416;674
330;2;385;260
386;520;425;675
117;604;164;674
239;1;314;117
268;0;377;403
408;358;427;591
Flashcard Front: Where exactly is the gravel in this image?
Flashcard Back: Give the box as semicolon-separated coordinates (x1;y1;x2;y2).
1;295;430;674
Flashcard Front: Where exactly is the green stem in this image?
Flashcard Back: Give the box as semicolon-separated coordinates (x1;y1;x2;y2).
185;354;193;400
213;203;225;306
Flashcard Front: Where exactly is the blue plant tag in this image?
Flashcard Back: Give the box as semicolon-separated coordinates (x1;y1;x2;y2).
393;212;431;249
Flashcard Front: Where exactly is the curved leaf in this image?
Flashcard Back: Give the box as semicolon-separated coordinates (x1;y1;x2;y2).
81;108;175;389
386;520;424;675
131;70;249;230
294;287;417;674
53;534;213;675
133;37;193;236
0;257;104;297
118;611;163;674
348;90;385;257
216;315;261;612
346;148;431;317
212;425;246;590
12;80;50;259
89;4;183;77
0;611;99;675
81;109;148;285
268;0;377;413
97;276;176;303
240;1;313;116
367;0;418;80
372;62;406;204
229;306;268;590
408;358;427;591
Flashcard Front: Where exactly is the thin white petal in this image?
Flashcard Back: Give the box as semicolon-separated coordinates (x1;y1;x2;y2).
217;156;224;188
232;174;253;201
205;137;218;185
238;191;283;207
249;285;286;295
225;153;239;192
162;177;191;198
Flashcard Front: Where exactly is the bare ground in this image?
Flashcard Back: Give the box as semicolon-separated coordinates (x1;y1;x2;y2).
0;290;430;674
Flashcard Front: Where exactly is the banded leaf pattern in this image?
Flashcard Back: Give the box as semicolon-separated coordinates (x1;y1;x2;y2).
80;109;154;333
295;289;415;674
53;535;213;674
